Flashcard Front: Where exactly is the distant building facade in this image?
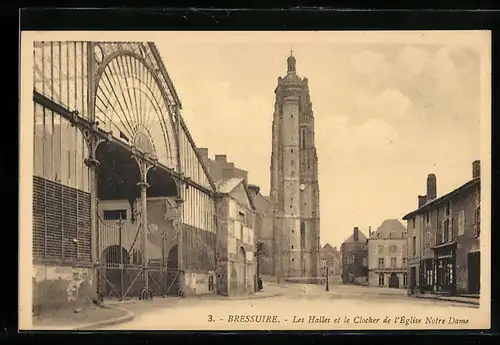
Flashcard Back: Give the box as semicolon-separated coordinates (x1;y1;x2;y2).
247;185;276;278
403;161;481;296
197;149;276;284
215;178;257;296
367;220;408;289
320;244;341;277
341;227;368;284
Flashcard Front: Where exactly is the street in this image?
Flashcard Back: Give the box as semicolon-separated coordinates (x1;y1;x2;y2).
101;283;482;331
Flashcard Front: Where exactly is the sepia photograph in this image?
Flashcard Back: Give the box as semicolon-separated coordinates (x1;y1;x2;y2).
19;30;491;331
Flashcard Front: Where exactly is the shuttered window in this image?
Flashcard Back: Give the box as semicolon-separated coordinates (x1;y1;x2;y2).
33;176;92;262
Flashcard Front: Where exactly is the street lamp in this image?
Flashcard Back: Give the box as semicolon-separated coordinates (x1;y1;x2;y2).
325;266;330;291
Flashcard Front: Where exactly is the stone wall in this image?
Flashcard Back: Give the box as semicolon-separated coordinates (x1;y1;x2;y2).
453;184;480;294
33;263;95;314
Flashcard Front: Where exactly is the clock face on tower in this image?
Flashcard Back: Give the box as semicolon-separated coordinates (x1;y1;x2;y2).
300;184;306;191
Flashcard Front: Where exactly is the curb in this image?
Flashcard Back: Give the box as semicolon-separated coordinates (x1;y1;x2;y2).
412;295;480;307
72;305;136;331
199;292;284;301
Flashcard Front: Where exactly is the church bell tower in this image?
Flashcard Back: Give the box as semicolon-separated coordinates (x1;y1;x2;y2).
270;51;321;281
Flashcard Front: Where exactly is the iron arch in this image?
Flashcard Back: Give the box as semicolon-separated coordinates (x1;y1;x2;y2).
93;47;178;171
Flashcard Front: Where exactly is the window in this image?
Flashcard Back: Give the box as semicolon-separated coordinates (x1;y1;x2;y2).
426;211;430;223
300;222;306;249
291;160;294;166
427;231;432;248
449;217;454;241
208;274;214;291
446;202;451;216
292;258;295;262
412;218;416;229
291;245;294;249
103;209;127;220
378;274;384;286
403;257;407;266
412;236;416;256
238;211;246;225
443;219;449;243
389;245;397;253
378;245;384;254
458;210;465;236
426;268;433;286
403;274;408;287
474;206;481;237
290;113;293;118
378;258;384;269
391;257;397;268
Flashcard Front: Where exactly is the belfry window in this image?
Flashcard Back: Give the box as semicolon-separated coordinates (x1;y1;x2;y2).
300;222;306;248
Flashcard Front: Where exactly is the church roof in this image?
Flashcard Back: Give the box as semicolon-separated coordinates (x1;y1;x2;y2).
371;219;407;239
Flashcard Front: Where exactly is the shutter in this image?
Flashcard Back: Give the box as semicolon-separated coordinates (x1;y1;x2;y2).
32;175;91;262
45;178;62;259
33;177;46;258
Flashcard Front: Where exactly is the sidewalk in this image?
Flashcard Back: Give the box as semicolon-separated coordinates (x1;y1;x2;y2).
411;293;480;307
31;302;134;331
197;284;286;300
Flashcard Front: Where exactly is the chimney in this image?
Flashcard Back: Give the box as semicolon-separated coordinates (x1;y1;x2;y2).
472;160;480;179
418;195;428;208
215;154;227;163
247;184;261;196
368;226;372;237
196;148;209;163
427;174;437;201
353;227;359;242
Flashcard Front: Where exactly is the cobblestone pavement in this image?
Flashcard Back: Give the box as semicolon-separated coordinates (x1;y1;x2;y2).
100;283;485;331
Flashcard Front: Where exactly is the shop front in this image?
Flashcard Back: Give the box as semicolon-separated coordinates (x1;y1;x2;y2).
432;242;457;295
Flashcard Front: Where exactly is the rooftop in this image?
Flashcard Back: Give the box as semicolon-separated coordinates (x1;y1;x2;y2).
370;219;407;239
342;230;368;245
403;177;480;220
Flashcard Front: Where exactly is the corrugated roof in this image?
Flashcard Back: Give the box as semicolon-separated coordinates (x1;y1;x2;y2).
371;219;406;238
403;177;480;220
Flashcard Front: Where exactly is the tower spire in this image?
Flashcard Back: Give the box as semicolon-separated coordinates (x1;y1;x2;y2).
287;50;296;73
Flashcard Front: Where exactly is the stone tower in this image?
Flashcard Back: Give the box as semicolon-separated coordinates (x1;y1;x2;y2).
270;52;321;281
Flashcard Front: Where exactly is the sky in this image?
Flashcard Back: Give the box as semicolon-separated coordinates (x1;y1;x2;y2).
155;32;484;249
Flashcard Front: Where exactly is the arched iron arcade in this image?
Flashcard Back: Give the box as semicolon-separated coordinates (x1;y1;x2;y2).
32;41;218;305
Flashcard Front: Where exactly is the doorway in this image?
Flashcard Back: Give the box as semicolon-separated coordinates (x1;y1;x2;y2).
468;252;480;294
389;273;400;288
410;266;417;289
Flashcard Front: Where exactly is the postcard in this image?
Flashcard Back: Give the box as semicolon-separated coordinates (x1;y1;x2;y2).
19;30;491;331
